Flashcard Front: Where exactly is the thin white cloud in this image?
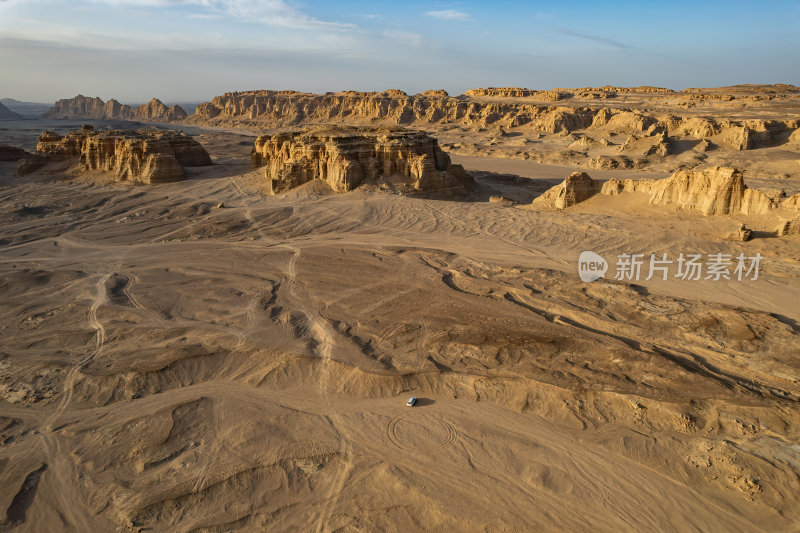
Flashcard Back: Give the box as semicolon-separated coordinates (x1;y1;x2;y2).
39;0;358;31
382;30;422;47
425;9;468;21
201;0;356;30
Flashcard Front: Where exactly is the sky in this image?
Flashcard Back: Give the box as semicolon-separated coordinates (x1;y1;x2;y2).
1;0;799;104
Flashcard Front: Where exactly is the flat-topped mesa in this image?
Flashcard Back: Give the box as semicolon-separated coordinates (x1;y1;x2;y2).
556;86;676;95
463;88;563;100
23;125;211;183
464;87;538;98
191;89;798;149
417;90;450;98
534;166;791;216
191;89;595;132
680;84;800;95
252;127;475;196
41;95;187;122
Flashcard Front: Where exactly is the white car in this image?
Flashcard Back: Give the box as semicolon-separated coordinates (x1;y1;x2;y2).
406;396;417;407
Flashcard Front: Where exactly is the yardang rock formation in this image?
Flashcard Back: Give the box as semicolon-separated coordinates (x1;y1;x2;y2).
535;166;800;216
531;171;600;209
251;127;474;196
21;125;211;183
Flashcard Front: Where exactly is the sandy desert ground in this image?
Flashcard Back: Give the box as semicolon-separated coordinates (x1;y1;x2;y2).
1;90;800;533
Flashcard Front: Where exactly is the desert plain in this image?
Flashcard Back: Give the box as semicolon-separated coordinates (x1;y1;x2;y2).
0;85;799;532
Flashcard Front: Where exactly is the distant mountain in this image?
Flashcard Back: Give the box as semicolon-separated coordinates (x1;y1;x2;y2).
1;98;52;118
0;101;23;119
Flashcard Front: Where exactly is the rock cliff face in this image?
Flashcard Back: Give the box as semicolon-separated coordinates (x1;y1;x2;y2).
645;167;773;215
193;90;595;133
535;166;778;216
251;127;474;196
41;96;187;122
588;86;675;94
132;98;188;122
42;95;109;119
664;116;797;151
464;88;563;100
23;125;211;183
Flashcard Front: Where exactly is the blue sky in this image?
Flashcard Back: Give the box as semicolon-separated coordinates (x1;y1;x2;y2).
1;0;798;103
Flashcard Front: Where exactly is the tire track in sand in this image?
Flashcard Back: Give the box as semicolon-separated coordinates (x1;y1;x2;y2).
37;272;111;532
386;412;458;454
44;273;110;429
230;176;355;532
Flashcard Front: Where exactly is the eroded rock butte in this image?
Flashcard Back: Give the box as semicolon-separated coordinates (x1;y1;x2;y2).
252;127;474;196
19;125;211;183
535;166;800;217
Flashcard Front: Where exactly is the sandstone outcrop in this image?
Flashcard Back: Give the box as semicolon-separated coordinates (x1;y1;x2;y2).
600;177;657;195
531;172;601;209
417;90;449;98
724;223;752;241
464;88;564;101
776;218;800;236
694;139;712;152
465;88;539;98
618;130;670;157
21;125;211;183
782;193;800;210
664;116;798;151
192;90;597;133
647;167;775;215
680;84;800;96
588;155;638;170
43;95;110;119
568;135;606;150
489;195;515;205
133;98;188;122
42;95;187;122
557;86;676;95
251;127;474;196
535;166;778;216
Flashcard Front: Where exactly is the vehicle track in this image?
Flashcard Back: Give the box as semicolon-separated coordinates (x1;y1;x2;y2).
386;412;458;454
